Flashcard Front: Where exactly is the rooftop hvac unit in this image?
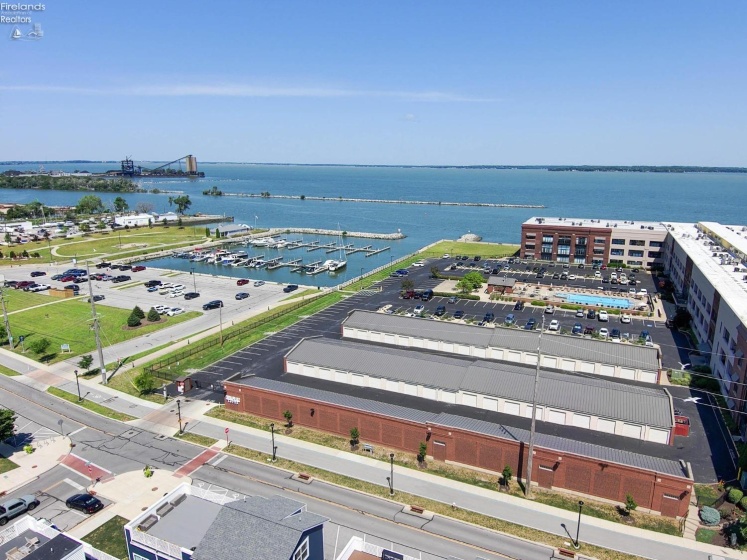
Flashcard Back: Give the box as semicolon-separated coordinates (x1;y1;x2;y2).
648;226;654;230
641;225;645;229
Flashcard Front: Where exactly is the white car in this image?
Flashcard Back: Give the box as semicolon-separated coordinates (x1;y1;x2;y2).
598;310;609;321
594;271;601;278
169;290;184;298
29;284;50;292
161;282;175;289
166;307;185;316
154;305;169;314
620;313;632;323
548;319;560;331
171;284;185;291
575;309;585;318
441;254;450;259
638;289;648;296
610;272;617;280
599;327;609;338
158;287;172;295
545;305;555;314
414;305;425;314
412;261;425;267
568;274;576;280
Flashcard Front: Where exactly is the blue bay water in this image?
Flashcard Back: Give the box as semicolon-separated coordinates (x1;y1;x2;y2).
1;163;745;286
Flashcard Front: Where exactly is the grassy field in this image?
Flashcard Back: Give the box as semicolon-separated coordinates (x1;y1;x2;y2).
224;443;642;560
82;515;129;559
694;484;722;507
421;240;520;259
47;387;136;421
0;457;19;474
695;528;718;544
3;289;67;314
9;300;199;363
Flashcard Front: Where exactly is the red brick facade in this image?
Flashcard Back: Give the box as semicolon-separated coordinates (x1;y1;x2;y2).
224;382;691;517
521;223;612;265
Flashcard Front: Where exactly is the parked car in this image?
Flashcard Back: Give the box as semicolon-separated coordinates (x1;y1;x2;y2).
584;325;595;335
73;276;88;284
235;292;250;300
166;307;185;316
131;266;146;272
548;319;560;331
29;284;50;292
51;274;64;281
599;327;609;338
434;305;446;316
544;305;555;314
412;261;425;267
513;301;525;311
64;284;80;292
112;275;131;283
118;265;132;271
87;295;105;303
598;310;609;322
237;279;250;286
587;309;596;320
414;305;425;315
524;318;537;330
65;494;104;514
154;305;169;314
144;280;162;287
421;289;434;301
453;310;464;319
253;280;265;287
147;286;159;293
395;269;409;276
202;300;224;310
572;323;583;335
30;271;46;277
483;312;495;323
0;495;40;525
448;296;458;304
169;290;184;298
283;284;299;293
184;292;200;300
95;262;111;269
610;328;621;341
16;281;33;289
575;309;585;318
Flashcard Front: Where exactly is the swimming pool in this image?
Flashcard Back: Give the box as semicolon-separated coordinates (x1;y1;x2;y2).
555;292;634;309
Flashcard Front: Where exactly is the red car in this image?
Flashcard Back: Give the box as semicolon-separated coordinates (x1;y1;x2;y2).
131;266;146;272
236;279;249;286
60;275;75;282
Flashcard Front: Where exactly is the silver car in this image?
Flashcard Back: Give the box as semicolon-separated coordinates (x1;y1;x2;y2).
0;495;39;525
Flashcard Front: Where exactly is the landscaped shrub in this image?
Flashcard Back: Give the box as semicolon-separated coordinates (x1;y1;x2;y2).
132;306;145;319
147;308;160;322
728;488;744;503
127;313;141;327
699;506;721;526
739;496;747;511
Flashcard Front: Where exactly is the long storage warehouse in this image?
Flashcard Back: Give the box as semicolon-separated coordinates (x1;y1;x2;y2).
284;337;674;444
341;310;662;383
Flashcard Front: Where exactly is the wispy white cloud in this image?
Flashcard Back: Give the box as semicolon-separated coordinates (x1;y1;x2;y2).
0;83;496;102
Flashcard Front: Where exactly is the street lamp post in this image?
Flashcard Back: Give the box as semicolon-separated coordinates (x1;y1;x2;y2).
573;500;584;549
386;453;394;495
176;399;183;433
218;304;224;345
74;369;81;402
190;265;196;292
360;267;364;291
270;423;277;462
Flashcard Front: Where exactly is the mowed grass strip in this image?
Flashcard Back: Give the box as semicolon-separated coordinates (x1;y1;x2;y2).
174;431;219;447
3;289;68;314
422;240;520;259
47;387;136;422
10;300;199;363
0;457;19;474
81;515;130;559
224;444;643;560
53;228;207;259
0;365;19;377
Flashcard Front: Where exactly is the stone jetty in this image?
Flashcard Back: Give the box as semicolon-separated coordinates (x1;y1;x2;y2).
216;192;544;209
268;227;405;240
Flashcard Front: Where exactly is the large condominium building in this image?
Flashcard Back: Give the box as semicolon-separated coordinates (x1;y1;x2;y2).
665;222;747;433
520;217;668;268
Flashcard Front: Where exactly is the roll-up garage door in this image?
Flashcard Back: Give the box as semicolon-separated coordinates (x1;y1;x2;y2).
622;423;642;439
597;418;616;433
462;393;477;407
548;410;566;425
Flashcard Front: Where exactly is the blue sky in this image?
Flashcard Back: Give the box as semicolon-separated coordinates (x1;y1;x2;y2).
2;1;746;165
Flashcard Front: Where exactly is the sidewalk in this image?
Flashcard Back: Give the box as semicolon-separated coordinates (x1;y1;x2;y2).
0;436;71;494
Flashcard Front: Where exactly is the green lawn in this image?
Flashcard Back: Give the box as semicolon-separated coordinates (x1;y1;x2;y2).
53;228;207;259
47;386;136;421
174;431;218;447
0;365;19;376
3;289;66;314
0;457;19;474
421;240;520;259
695;528;718;544
9;301;200;363
81;515;129;559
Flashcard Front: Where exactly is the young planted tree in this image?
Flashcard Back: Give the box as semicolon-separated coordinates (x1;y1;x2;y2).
127;312;142;327
501;465;513;488
147;307;161;322
132;371;155;395
350;427;360;446
400;278;415;292
78;354;94;374
132;306;145;319
28;338;51;356
624;493;638;515
417;441;428;462
283;409;293;428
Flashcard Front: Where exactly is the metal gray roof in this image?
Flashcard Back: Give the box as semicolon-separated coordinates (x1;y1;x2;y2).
194;496;326;560
286;338;672;428
243;377;437;424
236;378;687;479
343;310;660;372
488;275;517;287
431;414;688;478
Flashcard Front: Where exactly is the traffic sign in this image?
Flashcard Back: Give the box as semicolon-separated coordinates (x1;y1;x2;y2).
224;428;229;434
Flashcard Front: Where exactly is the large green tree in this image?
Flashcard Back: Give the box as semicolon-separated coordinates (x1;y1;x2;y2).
456;271;485;294
0;408;16;441
76;195;105;215
172;195;192;214
113;196;129;213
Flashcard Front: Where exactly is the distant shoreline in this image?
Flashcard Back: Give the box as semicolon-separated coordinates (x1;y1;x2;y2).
2;161;746;173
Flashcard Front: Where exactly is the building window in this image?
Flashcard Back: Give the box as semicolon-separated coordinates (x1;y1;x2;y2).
574;246;587;257
626;260;643;266
558;236;571;247
576;236;587;246
293;538;310;560
611;249;624;256
663;493;679;500
542;235;554;244
593;248;605;255
594;238;606;244
558;246;570;255
525;243;535;250
629;239;646;246
611;239;625;245
556;255;569;263
525;233;536;239
650;241;663;248
133;555;149;560
647;251;661;259
628;250;644;257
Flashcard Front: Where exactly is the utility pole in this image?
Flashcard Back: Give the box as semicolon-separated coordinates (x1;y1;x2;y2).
525;314;545;499
86;262;107;384
0;284;12;349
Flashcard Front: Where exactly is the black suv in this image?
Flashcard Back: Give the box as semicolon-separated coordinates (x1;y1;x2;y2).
144;280;162;287
112;275;131;283
202;300;224;310
184;292;200;300
283;284;299;293
434;305;446;316
483;312;495;323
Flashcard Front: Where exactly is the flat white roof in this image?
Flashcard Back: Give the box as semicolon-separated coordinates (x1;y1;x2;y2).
699;222;747;260
667;222;747;325
524;217;668;232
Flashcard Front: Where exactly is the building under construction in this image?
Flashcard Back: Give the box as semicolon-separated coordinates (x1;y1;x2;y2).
111;155;205;178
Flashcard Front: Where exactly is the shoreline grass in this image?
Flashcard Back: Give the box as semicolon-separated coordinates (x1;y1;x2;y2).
47;386;136;421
